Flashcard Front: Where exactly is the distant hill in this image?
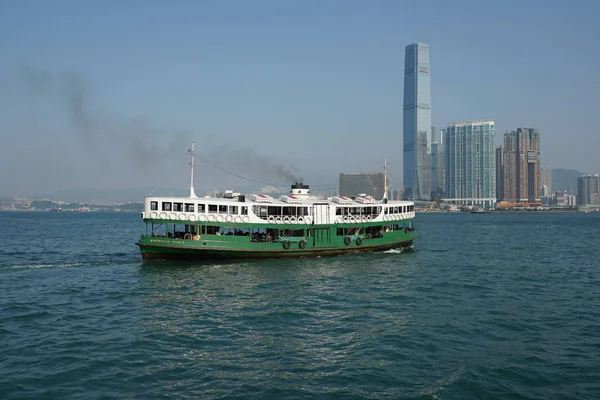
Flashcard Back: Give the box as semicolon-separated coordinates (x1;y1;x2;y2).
31;187;187;204
552;168;583;192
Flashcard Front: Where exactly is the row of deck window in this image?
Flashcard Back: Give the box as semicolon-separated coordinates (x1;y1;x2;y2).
384;205;414;214
335;207;382;216
253;205;311;219
149;222;414;241
151;201;249;215
150;201;413;216
149;223;307;241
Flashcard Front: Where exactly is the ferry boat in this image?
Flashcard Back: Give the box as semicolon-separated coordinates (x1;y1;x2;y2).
136;144;417;261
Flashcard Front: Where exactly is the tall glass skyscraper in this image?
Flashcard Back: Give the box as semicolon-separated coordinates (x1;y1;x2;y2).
403;43;431;201
445;120;496;208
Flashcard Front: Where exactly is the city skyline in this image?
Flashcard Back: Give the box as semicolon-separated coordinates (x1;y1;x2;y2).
1;1;599;197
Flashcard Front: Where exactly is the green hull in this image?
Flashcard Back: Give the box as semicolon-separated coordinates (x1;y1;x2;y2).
137;221;417;261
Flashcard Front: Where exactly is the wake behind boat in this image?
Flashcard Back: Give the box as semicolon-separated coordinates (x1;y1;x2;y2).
136;144;417;261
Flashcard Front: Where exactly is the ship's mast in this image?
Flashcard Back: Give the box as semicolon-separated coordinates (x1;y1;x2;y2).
189;141;198;198
383;158;388;200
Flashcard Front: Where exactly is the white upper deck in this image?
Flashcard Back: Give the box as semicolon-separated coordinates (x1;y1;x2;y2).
142;184;415;226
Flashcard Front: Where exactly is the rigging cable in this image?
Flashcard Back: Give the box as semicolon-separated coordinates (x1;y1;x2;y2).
193;154;289;187
146;158;189;197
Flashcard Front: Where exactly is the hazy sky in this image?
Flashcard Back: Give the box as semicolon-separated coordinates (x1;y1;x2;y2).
1;0;599;197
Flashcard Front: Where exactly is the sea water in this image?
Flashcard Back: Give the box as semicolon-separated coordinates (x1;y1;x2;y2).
1;211;599;399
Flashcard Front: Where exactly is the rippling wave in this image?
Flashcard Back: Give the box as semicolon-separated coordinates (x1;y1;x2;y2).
1;211;599;399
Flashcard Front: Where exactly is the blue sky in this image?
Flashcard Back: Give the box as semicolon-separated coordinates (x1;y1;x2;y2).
1;0;599;197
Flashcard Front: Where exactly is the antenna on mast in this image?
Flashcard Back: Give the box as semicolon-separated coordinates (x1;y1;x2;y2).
189;142;198;198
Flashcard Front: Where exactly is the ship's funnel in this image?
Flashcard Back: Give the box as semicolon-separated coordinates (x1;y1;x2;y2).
290;183;310;199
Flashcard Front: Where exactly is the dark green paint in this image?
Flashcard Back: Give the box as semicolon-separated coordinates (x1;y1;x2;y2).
137;219;417;261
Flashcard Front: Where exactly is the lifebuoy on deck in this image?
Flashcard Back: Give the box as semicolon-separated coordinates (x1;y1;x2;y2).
343;216;349;223
282;240;291;249
189;214;197;222
169;213;177;220
242;216;249;223
297;217;304;224
268;216;275;223
150;212;158;219
290;216;297;223
226;215;233;223
299;239;307;249
159;212;167;219
275;216;283;224
199;214;206;222
283;216;290;224
234;216;242;223
361;216;367;223
355;237;363;246
217;215;224;222
179;214;186;221
344;236;351;245
208;214;216;222
304;216;312;224
184;233;192;240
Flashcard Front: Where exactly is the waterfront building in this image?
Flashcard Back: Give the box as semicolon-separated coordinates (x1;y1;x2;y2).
555;191;577;207
503;128;541;203
540;185;551;205
496;145;504;201
339;172;385;200
577;174;600;206
431;140;445;198
540;165;552;194
403;43;432;201
444;120;496;208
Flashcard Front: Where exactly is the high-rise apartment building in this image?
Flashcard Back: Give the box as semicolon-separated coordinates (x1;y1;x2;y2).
577;174;600;206
503;128;541;203
540;165;552;194
403;43;432;201
445;120;496;208
431;141;445;198
495;145;504;201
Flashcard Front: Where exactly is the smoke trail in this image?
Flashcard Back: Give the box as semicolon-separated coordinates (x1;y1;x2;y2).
201;142;301;185
20;67;189;169
20;67;302;187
